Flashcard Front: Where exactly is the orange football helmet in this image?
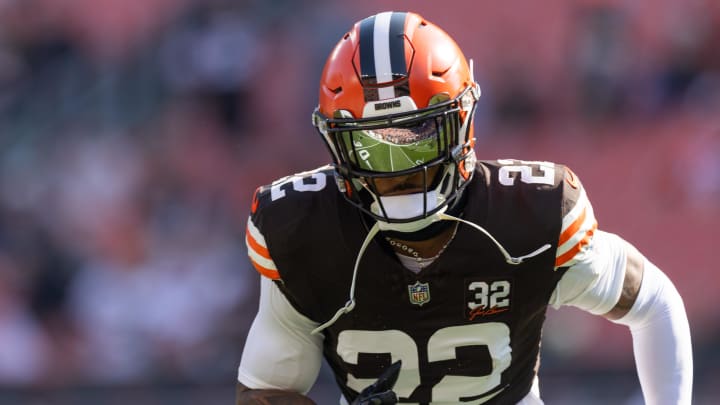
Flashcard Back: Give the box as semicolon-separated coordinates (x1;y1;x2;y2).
312;11;481;227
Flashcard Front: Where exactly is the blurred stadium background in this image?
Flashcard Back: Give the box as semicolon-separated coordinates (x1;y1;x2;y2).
0;0;717;404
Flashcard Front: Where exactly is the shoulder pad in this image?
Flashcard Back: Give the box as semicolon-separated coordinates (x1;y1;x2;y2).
251;165;335;216
246;166;337;281
492;159;562;190
556;165;598;268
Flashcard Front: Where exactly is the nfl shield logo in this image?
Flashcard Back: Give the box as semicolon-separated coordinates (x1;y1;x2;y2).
408;281;431;306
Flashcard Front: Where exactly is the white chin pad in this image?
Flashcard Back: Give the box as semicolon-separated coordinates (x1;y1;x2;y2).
375;191;438;219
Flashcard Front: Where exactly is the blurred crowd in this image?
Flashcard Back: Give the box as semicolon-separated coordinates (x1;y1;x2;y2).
0;0;718;403
0;0;339;389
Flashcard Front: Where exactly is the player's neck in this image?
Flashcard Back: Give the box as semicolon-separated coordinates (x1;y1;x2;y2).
384;222;459;259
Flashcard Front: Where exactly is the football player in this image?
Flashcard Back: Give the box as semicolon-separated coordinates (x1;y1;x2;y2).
236;11;693;405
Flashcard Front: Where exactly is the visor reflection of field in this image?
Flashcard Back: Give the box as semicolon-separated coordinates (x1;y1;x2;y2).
346;133;441;172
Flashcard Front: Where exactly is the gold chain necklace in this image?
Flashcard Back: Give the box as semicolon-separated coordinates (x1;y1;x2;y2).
384;223;459;262
384;237;421;259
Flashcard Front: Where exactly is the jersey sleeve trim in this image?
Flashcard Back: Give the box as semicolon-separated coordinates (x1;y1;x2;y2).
246;217;280;280
549;230;626;314
555;187;598;268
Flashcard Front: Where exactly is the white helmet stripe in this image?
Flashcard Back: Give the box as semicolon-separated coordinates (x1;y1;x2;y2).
373;12;395;99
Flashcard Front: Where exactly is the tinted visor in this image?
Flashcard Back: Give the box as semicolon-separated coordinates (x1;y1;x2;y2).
338;115;450;173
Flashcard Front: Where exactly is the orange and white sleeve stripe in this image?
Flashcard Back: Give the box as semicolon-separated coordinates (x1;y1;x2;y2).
245;217;280;280
555;187;598;268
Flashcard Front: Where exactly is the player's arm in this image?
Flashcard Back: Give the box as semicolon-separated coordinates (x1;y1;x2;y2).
555;233;693;404
601;241;643;320
236;276;323;404
239;214;324;403
236;382;316;405
603;240;693;405
550;168;693;404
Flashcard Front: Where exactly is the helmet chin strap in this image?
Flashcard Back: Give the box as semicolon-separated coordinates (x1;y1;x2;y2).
369;191;448;233
311;221;379;335
374;207;448;233
437;213;552;265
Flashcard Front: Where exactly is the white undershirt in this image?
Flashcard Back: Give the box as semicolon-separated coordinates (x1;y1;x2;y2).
395;253;437;273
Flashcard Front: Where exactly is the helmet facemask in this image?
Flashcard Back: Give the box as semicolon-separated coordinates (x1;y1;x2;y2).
314;85;479;232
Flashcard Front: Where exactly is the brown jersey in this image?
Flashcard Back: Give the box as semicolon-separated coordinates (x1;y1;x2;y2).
245;160;595;404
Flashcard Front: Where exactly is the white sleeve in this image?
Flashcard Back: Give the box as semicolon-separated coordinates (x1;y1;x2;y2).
238;277;324;393
612;260;693;405
549;230;626;314
550;231;693;404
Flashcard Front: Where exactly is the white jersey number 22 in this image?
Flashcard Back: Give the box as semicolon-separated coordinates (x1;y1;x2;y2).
337;323;511;404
